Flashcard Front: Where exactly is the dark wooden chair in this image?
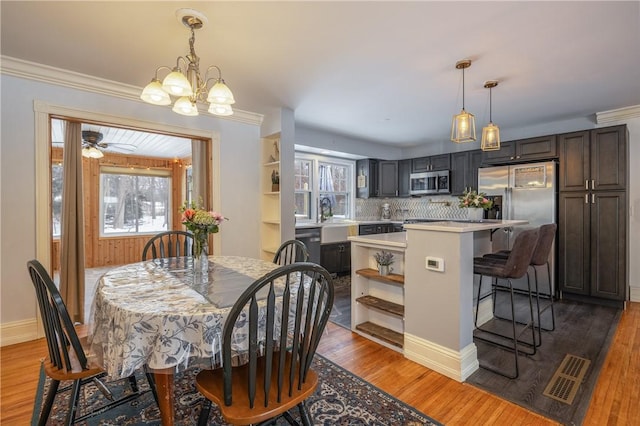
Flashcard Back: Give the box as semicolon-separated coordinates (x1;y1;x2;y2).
273;240;309;266
195;262;334;425
27;259;156;425
472;228;539;378
141;230;194;260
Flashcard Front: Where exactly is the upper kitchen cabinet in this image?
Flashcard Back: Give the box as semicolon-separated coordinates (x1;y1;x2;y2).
481;135;557;164
558;125;627;192
378;160;399;197
450;149;483;195
397;159;412;197
356;158;379;198
411;154;451;172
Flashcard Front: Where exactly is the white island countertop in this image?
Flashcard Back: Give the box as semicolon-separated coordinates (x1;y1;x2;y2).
402;219;527;233
348;231;407;248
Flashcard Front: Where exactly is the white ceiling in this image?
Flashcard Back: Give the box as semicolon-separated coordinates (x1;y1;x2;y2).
2;1;639;148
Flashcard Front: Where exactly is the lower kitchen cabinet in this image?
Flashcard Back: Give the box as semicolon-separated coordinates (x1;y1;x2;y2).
558;191;627;302
320;242;351;275
359;223;402;235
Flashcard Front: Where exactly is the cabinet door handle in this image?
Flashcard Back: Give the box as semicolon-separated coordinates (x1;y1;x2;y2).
591;179;595;190
591;193;595;204
585;194;589;204
585;180;589;190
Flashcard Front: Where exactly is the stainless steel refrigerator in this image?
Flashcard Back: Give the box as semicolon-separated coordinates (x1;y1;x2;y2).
478;161;557;289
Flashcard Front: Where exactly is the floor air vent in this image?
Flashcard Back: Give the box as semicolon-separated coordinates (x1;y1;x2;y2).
543;354;591;405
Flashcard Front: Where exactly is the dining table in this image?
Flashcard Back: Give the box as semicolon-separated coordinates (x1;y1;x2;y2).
87;255;283;426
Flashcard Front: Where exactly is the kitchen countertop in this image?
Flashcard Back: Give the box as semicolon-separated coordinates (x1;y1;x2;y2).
402;219;527;233
295;220;402;229
348;231;407;248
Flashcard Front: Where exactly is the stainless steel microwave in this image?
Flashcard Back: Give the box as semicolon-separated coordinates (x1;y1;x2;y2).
409;170;451;195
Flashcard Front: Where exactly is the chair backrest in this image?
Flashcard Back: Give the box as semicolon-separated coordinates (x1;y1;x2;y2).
221;262;334;408
27;259;88;372
502;228;540;279
273;240;309;265
530;223;557;266
142;230;194;260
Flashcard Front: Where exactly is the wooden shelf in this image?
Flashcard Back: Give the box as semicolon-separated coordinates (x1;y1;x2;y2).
355;321;403;348
356;295;404;317
355;268;404;285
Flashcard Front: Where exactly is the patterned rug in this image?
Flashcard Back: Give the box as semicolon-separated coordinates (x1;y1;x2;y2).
33;355;440;425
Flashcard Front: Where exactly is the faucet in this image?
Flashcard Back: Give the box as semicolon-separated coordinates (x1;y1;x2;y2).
319;197;333;222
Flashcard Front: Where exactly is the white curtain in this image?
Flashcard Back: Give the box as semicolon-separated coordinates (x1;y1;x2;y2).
60;120;85;323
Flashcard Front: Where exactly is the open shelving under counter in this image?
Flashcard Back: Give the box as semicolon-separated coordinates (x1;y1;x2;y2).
349;232;407;352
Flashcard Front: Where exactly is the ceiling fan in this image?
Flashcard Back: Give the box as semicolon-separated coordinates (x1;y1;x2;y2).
81;130;137;158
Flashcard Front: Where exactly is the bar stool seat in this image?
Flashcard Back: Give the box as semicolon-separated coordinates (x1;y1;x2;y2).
481;224;557;343
473;228;539;379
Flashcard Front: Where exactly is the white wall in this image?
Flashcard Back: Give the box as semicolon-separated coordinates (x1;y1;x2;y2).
0;74;262;335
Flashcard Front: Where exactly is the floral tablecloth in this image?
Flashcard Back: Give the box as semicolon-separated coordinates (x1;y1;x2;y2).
88;256;281;378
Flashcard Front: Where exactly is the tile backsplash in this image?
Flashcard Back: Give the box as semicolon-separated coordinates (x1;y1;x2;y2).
356;196;470;221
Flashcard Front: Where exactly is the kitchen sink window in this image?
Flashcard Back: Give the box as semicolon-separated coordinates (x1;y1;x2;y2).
99;166;172;236
295;153;354;222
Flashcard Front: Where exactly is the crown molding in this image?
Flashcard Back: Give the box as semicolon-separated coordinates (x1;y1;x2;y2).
596;105;640;124
0;55;263;126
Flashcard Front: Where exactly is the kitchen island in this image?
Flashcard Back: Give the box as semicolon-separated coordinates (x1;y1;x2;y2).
349;219;527;382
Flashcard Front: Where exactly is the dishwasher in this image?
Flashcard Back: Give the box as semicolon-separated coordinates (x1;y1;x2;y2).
295;227;321;264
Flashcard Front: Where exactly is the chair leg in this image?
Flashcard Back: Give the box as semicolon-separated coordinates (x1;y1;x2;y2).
197;399;212;426
298;401;313;426
127;375;139;393
38;379;60;426
65;379;82;426
144;365;159;406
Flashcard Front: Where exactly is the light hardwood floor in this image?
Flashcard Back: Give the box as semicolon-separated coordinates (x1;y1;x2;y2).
2;303;638;425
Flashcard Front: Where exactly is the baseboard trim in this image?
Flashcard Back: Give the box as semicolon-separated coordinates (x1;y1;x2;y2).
630;286;640;303
404;333;479;382
0;318;40;347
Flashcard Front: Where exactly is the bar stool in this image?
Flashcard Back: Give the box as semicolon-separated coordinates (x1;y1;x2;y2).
482;224;557;344
473;228;539;379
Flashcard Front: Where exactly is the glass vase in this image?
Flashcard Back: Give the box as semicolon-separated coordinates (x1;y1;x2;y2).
193;234;209;274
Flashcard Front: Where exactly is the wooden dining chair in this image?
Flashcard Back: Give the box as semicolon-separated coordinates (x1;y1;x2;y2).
26;259;157;425
141;230;194;260
273;239;309;265
195;262;334;425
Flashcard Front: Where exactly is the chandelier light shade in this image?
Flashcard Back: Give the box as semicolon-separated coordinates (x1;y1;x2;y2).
140;9;235;117
481;80;501;151
451;59;476;143
82;147;104;159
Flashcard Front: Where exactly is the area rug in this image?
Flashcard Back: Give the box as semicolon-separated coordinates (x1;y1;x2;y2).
467;299;621;425
33;354;440;425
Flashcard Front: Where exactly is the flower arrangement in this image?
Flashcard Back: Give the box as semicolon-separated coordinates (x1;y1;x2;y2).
373;250;395;266
180;201;227;258
458;189;493;210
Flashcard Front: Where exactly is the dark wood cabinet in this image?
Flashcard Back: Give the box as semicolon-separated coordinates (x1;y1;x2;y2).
558;126;626;192
412;154;450;172
358;223;401;235
356;159;379;198
320;242;351;275
397;159;411;197
450;149;482;195
559;191;627;301
482;135;557;164
558;124;628;303
378;160;398;197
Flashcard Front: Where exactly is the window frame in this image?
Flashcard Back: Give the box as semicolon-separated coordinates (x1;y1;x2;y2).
294;152;355;223
99;166;172;237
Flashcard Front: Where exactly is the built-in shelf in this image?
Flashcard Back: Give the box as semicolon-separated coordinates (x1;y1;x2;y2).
263;161;280;167
355;268;404;285
356;295;404;317
355;321;404;348
260;134;282;261
262;220;281;225
264;192;279;196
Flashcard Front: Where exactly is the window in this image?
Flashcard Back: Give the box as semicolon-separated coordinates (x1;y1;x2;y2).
294;154;354;222
100;167;171;235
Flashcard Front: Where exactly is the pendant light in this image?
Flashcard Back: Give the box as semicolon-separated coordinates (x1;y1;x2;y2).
451;59;476;143
481;80;501;151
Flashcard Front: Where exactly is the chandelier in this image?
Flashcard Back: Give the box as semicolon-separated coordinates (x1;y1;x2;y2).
140;9;235;117
450;59;476;143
